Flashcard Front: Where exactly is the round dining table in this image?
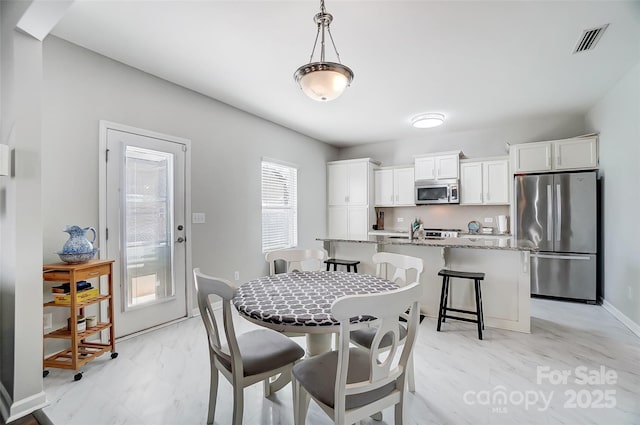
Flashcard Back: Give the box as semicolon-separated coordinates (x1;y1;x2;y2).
232;270;399;356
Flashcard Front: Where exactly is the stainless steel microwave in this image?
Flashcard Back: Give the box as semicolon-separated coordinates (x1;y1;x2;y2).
415;179;459;204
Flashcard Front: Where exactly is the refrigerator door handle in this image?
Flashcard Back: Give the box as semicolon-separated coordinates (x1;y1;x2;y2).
556;184;562;242
546;185;553;241
533;254;591;260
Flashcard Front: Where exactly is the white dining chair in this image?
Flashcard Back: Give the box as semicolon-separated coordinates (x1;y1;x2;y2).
292;280;423;425
193;268;305;425
265;248;328;275
350;252;423;392
372;252;424;286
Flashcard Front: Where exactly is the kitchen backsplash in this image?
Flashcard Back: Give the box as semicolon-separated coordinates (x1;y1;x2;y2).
376;205;510;233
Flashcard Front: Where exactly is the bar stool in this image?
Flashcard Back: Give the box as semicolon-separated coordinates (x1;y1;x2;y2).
324;258;360;273
436;269;485;340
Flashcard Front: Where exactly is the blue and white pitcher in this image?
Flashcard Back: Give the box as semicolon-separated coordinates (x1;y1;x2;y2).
61;225;97;254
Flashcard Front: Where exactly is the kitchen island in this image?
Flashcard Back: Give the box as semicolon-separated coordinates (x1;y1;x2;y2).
318;236;536;333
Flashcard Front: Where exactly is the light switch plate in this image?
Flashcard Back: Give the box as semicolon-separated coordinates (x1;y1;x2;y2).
192;213;206;224
397;217;404;223
484;217;494;223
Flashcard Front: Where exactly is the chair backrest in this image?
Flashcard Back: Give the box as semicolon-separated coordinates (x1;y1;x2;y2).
331;281;423;414
372;252;424;286
193;268;243;376
265;248;328;275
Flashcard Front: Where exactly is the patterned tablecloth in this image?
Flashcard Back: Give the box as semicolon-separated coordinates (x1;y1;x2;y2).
232;271;398;329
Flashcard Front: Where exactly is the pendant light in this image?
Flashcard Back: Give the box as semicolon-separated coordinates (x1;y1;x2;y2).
294;0;354;102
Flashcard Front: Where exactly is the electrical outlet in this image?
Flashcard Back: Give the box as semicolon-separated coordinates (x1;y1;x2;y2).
484;217;494;223
397;217;404;223
192;213;206;224
43;313;53;331
234;271;240;281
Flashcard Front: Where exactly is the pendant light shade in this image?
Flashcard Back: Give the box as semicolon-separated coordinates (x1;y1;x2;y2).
294;62;353;102
294;0;354;101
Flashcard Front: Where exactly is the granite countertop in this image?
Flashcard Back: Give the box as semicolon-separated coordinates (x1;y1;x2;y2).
318;235;537;251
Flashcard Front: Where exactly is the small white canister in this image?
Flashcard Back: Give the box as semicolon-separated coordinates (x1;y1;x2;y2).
86;315;97;328
68;315;86;332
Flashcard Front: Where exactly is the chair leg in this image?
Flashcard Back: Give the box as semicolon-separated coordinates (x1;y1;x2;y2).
407;353;416;393
394;395;404;425
207;368;219;424
294;379;309;425
264;375;273;397
232;382;244;425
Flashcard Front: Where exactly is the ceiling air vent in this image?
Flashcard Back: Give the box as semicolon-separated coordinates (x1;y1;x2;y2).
573;24;609;54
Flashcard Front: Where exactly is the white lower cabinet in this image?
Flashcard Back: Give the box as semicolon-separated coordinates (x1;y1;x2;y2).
460;158;509;205
328;206;368;240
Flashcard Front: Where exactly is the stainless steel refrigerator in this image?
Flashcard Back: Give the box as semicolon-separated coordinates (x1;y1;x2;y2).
515;171;597;302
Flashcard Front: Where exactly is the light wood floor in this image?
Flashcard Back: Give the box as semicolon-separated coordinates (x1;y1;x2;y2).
42;299;640;425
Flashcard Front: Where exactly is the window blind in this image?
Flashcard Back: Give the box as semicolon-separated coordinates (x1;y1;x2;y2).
262;160;298;252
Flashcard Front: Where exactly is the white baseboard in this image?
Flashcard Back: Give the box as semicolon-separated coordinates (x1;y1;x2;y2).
602;299;640;338
0;382;47;423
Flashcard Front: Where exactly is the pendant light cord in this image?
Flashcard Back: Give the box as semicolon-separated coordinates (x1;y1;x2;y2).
306;0;343;64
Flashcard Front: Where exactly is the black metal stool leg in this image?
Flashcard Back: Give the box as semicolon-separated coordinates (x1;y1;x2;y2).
346;265;352;272
478;282;485;330
442;276;450;323
474;279;483;340
333;263;337;271
326;262;330;271
353;264;358;273
436;275;448;332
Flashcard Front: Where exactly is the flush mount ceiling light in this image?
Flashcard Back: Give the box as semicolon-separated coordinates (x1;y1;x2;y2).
294;0;354;102
411;113;445;129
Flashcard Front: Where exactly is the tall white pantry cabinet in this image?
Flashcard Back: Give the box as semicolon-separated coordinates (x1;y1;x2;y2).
327;158;379;240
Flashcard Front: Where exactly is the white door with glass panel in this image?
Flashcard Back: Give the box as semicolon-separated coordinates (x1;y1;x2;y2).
105;127;188;337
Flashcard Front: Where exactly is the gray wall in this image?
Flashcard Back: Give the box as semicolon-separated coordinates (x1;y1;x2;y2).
586;61;640;327
42;36;337;291
0;0;47;419
337;114;587;166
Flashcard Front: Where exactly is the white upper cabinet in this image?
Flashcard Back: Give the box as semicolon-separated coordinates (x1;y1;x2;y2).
328;160;369;206
414;156;436;180
460;158;509;205
414;151;460;180
374;169;394;206
553;137;598;170
374;167;415;207
327;158;378;240
513;142;552;173
460;162;483;205
394;167;415;205
512;136;598;173
483;160;510;204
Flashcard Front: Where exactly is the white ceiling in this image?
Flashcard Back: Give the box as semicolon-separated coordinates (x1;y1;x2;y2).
51;1;640;147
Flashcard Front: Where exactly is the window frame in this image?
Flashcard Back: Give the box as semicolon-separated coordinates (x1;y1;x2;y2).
261;158;298;253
